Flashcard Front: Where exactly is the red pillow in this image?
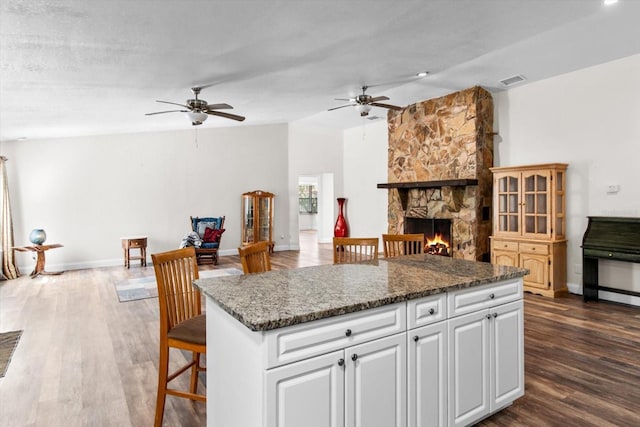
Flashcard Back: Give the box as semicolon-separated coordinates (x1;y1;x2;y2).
203;227;225;243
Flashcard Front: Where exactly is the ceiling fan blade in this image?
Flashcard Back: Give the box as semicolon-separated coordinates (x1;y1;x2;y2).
370;102;403;111
206;103;233;110
328;103;356;111
145;110;188;116
156;100;190;108
334;98;355;102
369;96;390;103
206;110;246;122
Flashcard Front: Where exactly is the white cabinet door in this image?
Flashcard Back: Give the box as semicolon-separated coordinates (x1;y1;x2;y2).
345;333;407;427
491;300;524;410
408;321;447;427
266;349;345;427
448;310;490;427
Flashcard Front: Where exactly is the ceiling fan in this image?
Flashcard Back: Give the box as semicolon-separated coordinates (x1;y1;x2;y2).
328;85;403;116
145;87;246;125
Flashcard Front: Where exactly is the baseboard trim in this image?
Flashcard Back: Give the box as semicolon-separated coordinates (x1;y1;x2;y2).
566;281;639;307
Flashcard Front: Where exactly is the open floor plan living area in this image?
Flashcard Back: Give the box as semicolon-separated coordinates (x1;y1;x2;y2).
1;1;639;426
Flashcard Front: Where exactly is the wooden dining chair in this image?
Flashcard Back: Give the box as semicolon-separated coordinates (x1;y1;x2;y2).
151;247;206;427
238;241;272;274
382;233;425;258
333;237;379;264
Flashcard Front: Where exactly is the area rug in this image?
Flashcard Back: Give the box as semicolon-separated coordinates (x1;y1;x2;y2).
0;330;23;378
115;268;242;302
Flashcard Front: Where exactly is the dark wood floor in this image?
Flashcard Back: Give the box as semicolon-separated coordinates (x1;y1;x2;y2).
0;231;638;426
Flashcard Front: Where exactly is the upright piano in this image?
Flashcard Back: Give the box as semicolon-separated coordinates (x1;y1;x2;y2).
582;216;640;301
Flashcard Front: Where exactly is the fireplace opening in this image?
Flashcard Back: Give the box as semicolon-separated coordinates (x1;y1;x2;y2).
404;218;452;256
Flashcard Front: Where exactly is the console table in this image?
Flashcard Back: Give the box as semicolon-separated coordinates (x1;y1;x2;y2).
12;244;64;278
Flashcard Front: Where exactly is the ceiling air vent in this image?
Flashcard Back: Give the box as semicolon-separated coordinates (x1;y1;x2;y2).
499;74;527;87
366;116;383;121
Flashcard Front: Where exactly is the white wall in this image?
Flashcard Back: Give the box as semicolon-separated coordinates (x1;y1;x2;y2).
342;121;388;246
288;122;344;245
494;53;640;303
2;124;290;271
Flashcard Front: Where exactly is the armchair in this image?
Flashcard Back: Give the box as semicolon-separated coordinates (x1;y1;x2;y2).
190;216;225;265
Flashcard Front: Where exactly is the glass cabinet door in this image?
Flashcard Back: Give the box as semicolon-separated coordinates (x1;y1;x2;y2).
242;195;254;244
555;171;565;238
522;170;551;238
258;196;272;242
495;173;521;235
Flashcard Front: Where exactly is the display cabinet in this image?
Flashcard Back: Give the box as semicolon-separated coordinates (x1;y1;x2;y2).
242;190;275;252
490;163;568;297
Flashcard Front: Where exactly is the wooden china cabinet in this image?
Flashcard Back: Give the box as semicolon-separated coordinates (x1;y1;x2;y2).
242;190;275;253
490;163;568;297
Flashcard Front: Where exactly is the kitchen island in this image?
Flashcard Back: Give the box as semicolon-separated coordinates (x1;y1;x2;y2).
194;254;528;427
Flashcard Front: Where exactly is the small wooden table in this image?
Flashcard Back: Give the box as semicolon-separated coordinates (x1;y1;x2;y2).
121;237;147;268
12;244;64;278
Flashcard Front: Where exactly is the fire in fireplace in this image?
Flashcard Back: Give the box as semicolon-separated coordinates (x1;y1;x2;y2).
404;218;452;257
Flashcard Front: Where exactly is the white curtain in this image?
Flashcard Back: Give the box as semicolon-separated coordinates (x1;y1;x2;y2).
1;157;18;279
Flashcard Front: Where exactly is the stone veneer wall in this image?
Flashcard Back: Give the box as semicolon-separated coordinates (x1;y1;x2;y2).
386;86;494;261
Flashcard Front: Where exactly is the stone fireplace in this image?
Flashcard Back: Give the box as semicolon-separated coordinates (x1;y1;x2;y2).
378;86;494;261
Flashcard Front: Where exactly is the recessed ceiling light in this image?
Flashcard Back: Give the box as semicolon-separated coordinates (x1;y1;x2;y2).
603;0;618;5
416;71;429;77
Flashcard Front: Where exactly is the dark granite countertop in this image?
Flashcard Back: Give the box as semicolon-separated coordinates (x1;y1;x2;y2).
193;254;528;331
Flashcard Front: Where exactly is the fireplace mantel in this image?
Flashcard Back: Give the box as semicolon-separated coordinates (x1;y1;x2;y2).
378;179;479;213
377;179;478;189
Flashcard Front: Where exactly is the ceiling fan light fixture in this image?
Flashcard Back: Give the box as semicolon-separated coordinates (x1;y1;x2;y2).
186;111;208;125
355;104;372;116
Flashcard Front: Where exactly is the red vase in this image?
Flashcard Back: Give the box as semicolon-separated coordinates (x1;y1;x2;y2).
334;197;349;237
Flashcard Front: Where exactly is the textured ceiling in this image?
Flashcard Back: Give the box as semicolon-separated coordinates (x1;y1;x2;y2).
1;0;639;141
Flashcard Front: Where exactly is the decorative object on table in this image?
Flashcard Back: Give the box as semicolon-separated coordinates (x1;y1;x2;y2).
29;229;46;245
334;197;349;237
114;267;242;302
12;244;64;278
0;330;23;378
121;236;147;268
241;191;275;253
189;216;226;265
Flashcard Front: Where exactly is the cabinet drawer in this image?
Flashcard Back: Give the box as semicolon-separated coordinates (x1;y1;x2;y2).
518;242;548;255
407;292;447;329
265;302;406;368
447;279;523;318
492;240;518;251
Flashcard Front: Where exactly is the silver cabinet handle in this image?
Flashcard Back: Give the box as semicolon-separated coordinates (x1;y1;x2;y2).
338;358;344;366
413;335;419;342
429;308;435;315
345;329;352;337
351;354;358;362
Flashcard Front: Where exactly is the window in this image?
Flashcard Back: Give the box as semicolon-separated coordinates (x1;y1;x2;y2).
298;184;318;214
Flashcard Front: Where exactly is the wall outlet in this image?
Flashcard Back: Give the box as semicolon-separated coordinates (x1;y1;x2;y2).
606;184;620;194
575;263;582;274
